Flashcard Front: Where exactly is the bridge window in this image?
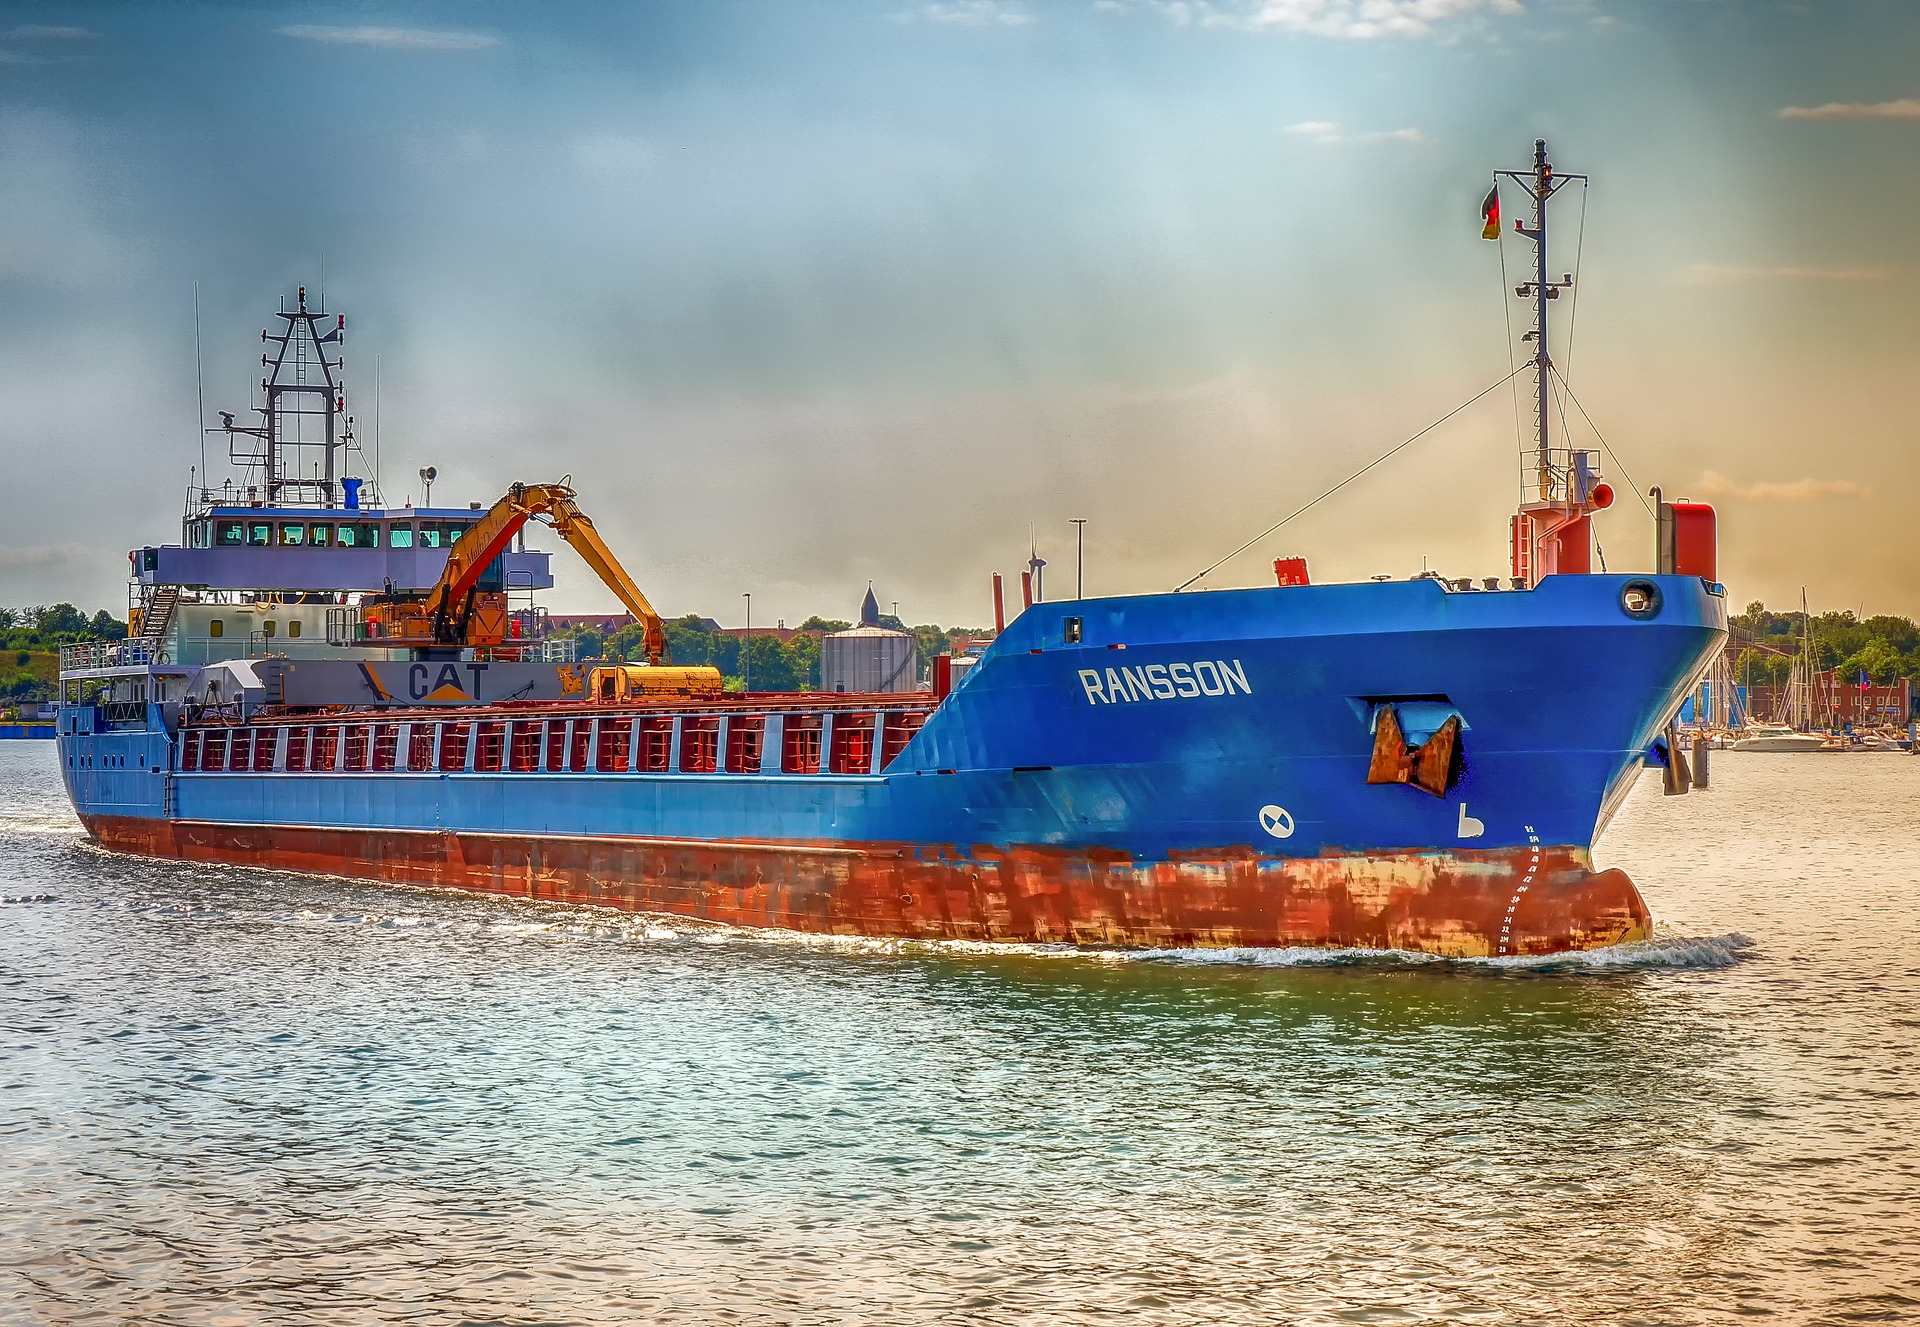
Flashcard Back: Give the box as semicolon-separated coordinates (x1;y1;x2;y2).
216;520;245;546
308;523;333;548
388;522;414;549
336;523;380;550
288;621;302;638
208;619;223;638
278;523;305;547
247;523;272;547
262;621;276;638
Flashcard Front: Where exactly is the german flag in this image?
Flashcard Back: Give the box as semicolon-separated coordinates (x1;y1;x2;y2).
1481;184;1501;240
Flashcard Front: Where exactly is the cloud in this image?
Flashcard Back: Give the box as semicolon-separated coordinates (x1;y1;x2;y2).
1128;0;1524;39
1287;120;1427;144
1686;263;1895;284
1693;472;1868;503
2;25;97;39
0;24;97;63
917;1;1035;25
0;542;103;570
277;25;498;51
1778;98;1920;121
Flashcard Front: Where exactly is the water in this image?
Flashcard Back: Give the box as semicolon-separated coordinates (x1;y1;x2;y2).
3;742;1917;1326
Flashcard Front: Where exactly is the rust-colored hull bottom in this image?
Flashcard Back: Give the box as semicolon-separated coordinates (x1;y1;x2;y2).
82;815;1651;957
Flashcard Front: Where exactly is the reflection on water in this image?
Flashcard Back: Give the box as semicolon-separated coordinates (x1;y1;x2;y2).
2;743;1917;1324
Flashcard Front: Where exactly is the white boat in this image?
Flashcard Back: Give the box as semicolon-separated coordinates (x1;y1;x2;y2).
1730;725;1828;752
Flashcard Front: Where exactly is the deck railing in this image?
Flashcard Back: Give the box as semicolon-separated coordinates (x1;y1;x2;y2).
176;707;930;777
59;641;162;674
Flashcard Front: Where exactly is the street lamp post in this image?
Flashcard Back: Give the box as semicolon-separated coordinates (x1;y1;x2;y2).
742;592;752;693
1071;519;1087;599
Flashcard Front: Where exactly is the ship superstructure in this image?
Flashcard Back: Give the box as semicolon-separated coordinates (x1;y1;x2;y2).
58;144;1728;956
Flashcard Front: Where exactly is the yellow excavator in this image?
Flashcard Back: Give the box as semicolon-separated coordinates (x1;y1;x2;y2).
364;481;678;666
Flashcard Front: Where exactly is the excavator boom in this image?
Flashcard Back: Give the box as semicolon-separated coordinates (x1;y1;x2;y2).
420;481;667;662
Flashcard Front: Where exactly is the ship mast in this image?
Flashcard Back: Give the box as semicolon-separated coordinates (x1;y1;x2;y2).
1500;139;1597;587
216;285;354;508
1507;140;1581;480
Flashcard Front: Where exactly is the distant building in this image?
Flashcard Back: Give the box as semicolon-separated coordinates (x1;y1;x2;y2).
1746;671;1913;727
513;610;637;636
821;585;918;694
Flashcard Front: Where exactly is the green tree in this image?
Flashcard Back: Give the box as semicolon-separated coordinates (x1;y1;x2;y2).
741;634;800;691
552;625;604;659
29;604;89;636
798;616;850;633
789;633;821;690
1862;615;1919;654
1842;638;1903;685
663;615;718;666
911;624;953;660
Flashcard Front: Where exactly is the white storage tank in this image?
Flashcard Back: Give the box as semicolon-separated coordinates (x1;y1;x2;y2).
821;626;918;694
820;585;918;694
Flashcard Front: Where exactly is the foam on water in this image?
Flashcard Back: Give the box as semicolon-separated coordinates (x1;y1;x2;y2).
80;860;1764;975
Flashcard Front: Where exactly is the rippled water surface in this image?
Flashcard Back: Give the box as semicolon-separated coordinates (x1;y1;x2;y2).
3;742;1918;1325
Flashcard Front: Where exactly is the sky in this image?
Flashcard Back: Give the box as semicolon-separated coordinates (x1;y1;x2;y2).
1;0;1915;627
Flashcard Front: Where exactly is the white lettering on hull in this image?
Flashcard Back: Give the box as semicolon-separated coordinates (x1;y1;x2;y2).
1077;659;1252;705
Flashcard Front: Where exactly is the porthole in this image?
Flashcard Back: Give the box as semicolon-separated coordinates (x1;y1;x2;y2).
1620;579;1663;620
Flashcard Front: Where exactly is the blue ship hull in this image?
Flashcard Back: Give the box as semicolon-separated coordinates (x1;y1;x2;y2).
59;574;1724;954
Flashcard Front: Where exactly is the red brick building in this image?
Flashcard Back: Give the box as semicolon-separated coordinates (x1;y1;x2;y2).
1746;671;1912;728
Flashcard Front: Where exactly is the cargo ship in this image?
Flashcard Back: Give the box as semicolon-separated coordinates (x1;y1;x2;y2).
56;141;1726;956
